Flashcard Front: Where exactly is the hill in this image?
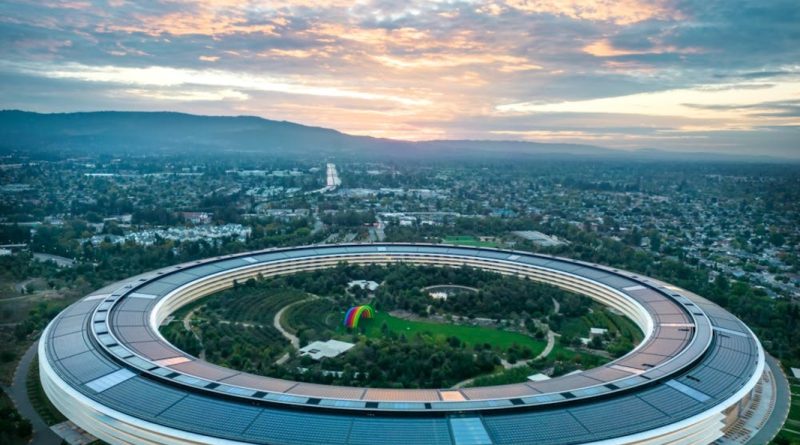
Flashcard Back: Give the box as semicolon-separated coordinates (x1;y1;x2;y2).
0;110;624;160
0;110;783;162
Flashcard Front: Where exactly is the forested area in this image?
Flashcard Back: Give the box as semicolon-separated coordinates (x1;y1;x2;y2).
389;217;800;369
272;334;501;388
157;263;632;389
374;264;585;321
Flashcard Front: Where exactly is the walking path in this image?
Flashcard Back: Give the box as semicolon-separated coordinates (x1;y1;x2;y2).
536;331;556;361
182;306;206;360
745;354;792;444
1;340;61;445
451;298;563;389
273;296;318;364
451;330;557;389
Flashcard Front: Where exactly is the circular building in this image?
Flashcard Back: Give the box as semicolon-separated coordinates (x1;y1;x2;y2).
40;244;773;444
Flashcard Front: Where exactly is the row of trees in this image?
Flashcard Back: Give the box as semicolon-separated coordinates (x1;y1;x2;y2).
158;264;561;388
372;263;587;322
274;334;502;388
386;216;800;368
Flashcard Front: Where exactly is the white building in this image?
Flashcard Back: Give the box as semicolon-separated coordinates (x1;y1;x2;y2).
299;340;355;360
347;280;380;292
590;328;608;337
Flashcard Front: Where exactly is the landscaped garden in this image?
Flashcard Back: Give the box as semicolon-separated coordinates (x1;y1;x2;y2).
160;263;641;389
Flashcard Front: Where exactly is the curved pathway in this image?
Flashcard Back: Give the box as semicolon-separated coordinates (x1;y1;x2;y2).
421;284;479;293
535;330;556;361
181;306;206;360
449;298;562;389
746;353;792;444
1;340;60;445
273;295;318;364
451;330;556;389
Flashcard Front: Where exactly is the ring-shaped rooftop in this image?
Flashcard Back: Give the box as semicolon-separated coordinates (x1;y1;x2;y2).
41;244;764;444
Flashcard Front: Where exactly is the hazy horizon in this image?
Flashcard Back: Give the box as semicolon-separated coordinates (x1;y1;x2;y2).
1;1;798;158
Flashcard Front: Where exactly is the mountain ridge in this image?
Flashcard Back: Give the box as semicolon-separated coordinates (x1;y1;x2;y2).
0;110;786;162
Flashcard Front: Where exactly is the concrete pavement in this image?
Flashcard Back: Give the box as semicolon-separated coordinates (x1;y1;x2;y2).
747;353;792;444
273;295;318;365
2;339;61;445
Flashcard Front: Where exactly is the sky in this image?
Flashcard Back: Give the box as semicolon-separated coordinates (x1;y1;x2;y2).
1;0;799;158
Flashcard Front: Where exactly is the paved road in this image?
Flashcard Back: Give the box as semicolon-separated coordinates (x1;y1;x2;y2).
748;353;792;444
2;340;61;445
0;293;36;303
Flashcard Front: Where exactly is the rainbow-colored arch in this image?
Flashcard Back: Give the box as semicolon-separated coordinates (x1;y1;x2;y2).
343;305;374;329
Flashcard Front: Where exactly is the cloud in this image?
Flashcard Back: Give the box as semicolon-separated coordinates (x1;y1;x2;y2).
582;38;701;57
0;0;798;156
260;48;325;59
122;87;248;101
97;1;288;37
489;129;707;142
500;0;680;25
496;81;800;120
10;61;431;106
373;53;541;71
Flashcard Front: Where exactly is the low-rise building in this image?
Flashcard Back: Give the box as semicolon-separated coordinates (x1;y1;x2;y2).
299;340;355;360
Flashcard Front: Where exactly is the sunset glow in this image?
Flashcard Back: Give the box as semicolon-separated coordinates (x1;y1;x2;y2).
1;0;798;156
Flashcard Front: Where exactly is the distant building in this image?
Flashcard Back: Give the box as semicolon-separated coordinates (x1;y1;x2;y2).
103;214;132;223
32;253;76;268
299;340;355;360
181;212;212;225
429;291;448;300
398;216;417;226
512;230;566;247
348;280;380;292
589;328;608;337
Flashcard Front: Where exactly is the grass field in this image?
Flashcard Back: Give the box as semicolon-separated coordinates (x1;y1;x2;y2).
441;235;501;248
774;378;800;444
361;312;545;355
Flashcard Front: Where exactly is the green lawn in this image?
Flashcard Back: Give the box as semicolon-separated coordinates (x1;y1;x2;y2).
775;379;800;444
442;235;500;248
789;400;800;421
775;429;800;444
361;312;545;355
